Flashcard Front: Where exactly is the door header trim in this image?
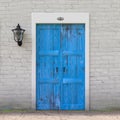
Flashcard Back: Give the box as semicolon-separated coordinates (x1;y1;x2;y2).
32;13;89;110
32;13;89;24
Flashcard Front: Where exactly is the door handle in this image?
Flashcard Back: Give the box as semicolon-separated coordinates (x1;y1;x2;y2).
55;67;66;73
63;67;66;73
55;67;58;73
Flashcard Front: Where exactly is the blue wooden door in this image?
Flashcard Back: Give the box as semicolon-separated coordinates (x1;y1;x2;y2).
36;24;85;110
60;24;85;110
36;24;61;110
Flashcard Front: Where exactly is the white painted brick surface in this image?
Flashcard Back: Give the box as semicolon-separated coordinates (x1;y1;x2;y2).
0;0;120;110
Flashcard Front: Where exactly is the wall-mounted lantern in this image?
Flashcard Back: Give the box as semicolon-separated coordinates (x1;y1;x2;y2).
12;24;25;46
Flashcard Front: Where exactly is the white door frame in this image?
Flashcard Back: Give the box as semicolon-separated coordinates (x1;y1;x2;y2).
32;13;89;110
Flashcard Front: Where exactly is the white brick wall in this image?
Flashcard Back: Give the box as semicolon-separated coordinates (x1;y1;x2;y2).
0;0;120;110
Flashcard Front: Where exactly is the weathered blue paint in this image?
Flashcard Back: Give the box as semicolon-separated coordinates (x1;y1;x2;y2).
36;24;85;110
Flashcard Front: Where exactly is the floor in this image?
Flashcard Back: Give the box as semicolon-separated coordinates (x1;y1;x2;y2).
0;111;120;120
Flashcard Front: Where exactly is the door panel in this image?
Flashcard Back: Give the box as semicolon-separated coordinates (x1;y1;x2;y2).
36;24;60;110
36;24;85;110
61;24;85;110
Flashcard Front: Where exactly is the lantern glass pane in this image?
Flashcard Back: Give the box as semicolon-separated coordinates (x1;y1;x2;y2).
14;30;24;42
